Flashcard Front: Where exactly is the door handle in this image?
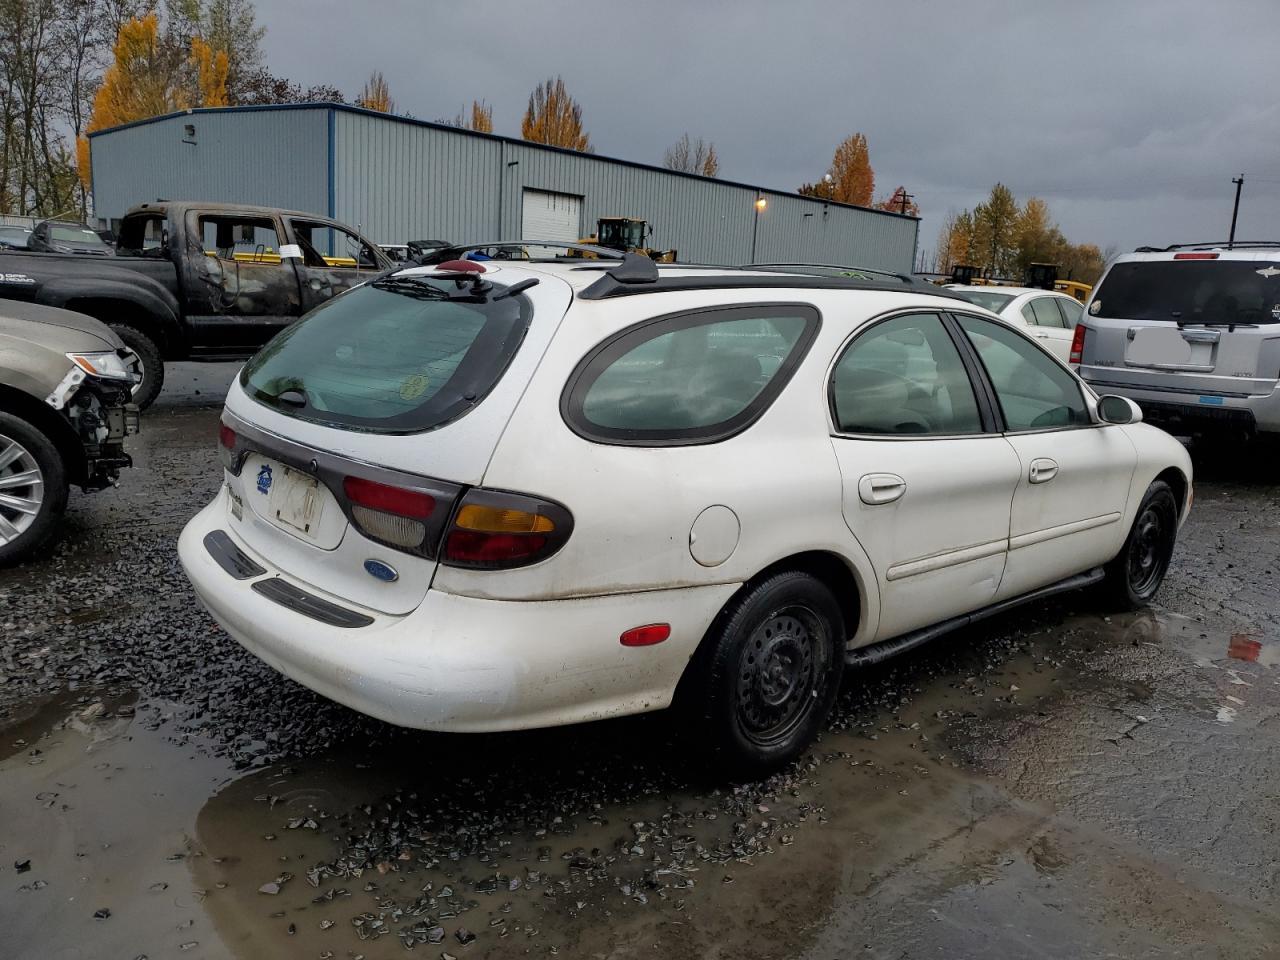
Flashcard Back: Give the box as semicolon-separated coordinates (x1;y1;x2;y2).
859;473;907;505
1029;458;1058;484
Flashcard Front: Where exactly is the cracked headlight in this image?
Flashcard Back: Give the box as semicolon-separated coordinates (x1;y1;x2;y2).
67;351;135;381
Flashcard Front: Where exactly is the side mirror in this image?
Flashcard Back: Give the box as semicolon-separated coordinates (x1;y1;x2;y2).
1097;395;1143;425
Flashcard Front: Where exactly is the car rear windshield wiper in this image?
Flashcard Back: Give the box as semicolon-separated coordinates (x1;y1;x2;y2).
373;273;538;304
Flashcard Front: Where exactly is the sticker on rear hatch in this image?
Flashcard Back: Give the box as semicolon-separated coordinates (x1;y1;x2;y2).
1089;300;1101;314
1257;265;1280;279
256;463;273;495
399;374;430;401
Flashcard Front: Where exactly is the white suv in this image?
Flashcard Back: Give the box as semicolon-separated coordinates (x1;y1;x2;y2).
179;251;1192;772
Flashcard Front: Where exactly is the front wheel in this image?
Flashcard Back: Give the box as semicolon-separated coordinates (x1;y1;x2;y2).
690;571;844;776
1103;479;1179;608
0;411;69;566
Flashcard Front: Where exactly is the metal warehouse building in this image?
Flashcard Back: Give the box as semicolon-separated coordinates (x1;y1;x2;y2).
89;103;919;271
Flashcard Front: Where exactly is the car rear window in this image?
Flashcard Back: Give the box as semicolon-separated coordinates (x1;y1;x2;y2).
562;305;820;445
241;275;532;434
1093;259;1280;324
950;289;1014;313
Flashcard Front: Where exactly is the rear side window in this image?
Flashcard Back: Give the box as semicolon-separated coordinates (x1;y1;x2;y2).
241;275;532;434
562;305;820;445
1093;259;1280;324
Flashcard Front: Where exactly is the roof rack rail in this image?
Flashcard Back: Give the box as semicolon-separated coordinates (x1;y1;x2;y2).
742;262;921;285
1134;241;1280;252
578;272;969;302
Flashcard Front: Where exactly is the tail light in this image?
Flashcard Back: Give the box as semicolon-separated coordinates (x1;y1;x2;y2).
344;476;436;551
1069;323;1087;365
218;421;238;471
442;489;573;569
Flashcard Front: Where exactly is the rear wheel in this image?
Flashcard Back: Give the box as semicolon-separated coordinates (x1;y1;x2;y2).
1103;480;1178;608
109;324;163;410
690;571;844;776
0;411;69;566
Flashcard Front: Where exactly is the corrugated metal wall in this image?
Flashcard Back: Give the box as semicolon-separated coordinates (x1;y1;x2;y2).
335;111;917;271
90;108;330;225
93;105;918;273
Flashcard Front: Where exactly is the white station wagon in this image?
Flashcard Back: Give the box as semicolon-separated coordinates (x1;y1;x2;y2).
179;250;1192;772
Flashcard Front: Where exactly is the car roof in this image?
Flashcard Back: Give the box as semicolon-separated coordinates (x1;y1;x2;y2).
1120;243;1280;263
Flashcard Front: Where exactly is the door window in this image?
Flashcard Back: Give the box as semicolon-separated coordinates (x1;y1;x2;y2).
199;215;282;263
563;306;819;444
1056;297;1083;328
1029;297;1067;328
289;219;379;269
829;313;983;436
956;315;1090;431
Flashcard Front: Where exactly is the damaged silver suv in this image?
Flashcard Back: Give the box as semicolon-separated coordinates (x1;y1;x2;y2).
0;299;139;564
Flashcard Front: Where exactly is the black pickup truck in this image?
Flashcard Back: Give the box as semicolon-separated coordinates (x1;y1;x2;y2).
0;201;393;407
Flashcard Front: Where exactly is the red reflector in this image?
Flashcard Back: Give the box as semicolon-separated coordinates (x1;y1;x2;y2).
1173;252;1219;260
436;259;486;273
620;623;671;647
1069;323;1087;365
218;422;236;450
444;530;547;564
343;476;435;519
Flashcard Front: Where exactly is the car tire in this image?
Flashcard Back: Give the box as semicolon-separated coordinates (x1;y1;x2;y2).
0;411;69;566
690;570;844;777
109;324;163;410
1103;479;1178;609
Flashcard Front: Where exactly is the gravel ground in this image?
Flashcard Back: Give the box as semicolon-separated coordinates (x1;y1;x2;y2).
1;365;1277;960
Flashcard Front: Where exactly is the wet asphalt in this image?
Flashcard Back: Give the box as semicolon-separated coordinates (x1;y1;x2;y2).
1;363;1278;960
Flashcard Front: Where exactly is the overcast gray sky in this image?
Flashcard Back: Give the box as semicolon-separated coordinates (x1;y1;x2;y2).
255;0;1280;261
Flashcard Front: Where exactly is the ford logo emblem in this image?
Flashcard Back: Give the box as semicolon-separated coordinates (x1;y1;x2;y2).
363;559;398;582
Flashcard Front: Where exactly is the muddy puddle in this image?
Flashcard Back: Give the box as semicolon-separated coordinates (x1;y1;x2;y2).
4;604;1278;960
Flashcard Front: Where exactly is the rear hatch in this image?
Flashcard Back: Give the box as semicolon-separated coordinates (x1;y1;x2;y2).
217;264;572;614
1082;253;1280;397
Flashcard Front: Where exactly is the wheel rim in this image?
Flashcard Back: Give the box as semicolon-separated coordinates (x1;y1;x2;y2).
735;605;829;747
1127;498;1174;597
0;433;45;546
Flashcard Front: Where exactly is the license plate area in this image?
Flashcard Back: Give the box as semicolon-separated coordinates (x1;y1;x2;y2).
241;454;346;549
1126;327;1214;369
271;464;324;536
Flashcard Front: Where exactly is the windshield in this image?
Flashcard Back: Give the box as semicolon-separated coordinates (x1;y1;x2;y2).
50;224;108;246
950;289;1015;312
1093;259;1280;325
241;275;533;433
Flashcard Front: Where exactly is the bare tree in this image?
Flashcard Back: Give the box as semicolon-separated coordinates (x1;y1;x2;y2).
662;133;719;177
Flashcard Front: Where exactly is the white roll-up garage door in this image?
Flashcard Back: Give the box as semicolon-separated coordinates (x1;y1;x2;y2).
521;189;582;250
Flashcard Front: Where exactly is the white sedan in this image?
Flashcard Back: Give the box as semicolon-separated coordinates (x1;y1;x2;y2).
946;285;1085;362
179;254;1191;774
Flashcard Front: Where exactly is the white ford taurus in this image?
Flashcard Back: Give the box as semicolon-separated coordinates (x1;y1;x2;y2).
179;252;1192;772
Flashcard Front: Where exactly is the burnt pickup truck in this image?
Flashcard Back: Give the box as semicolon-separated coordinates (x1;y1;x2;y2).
0;201;393;408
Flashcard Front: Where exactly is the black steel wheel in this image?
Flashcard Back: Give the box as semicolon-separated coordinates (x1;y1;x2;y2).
687;570;844;776
1104;479;1179;608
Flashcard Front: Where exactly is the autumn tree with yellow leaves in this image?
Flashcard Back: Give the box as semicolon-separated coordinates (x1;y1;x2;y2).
800;132;874;206
358;72;394;113
521;76;591;152
442;100;493;133
76;14;229;191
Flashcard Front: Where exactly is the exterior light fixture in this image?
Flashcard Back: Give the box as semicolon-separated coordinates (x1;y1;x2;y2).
754;196;767;212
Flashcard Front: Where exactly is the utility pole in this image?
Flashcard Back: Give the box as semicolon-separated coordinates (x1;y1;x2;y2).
1228;175;1244;248
898;190;914;216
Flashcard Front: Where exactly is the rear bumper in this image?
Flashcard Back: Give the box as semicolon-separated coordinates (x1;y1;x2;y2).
1082;376;1280;435
178;493;738;732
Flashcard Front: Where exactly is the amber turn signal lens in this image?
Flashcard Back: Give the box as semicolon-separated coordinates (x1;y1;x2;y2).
454;504;554;534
